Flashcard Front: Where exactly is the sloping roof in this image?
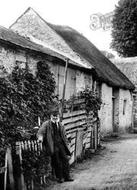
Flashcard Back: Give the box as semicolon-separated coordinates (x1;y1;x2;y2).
0;25;91;71
10;7;134;90
48;23;134;90
112;57;137;89
10;7;92;70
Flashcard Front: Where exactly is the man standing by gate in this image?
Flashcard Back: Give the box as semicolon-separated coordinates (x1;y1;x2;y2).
37;107;74;183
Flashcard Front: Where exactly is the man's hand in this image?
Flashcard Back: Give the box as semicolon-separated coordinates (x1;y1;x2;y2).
38;135;43;143
67;155;71;160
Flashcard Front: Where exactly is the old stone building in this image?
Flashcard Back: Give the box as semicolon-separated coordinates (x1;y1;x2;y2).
112;57;137;129
9;7;135;136
0;26;94;100
0;7;134;137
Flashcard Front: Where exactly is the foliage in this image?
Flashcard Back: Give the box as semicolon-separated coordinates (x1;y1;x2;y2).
79;88;102;117
0;62;56;145
12;146;51;186
66;88;102;118
111;0;137;57
0;62;56;186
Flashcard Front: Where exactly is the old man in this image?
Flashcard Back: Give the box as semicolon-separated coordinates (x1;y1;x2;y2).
37;107;74;183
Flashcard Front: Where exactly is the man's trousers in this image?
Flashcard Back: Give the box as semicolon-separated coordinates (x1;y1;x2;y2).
51;144;70;180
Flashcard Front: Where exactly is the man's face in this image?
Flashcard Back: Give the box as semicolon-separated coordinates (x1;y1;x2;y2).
51;114;60;123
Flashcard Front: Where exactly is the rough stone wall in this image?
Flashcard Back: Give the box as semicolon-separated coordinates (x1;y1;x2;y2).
0;45;41;77
112;58;137;128
0;46;15;76
99;84;133;136
99;83;113;136
0;43;90;101
10;8;91;68
118;89;133;132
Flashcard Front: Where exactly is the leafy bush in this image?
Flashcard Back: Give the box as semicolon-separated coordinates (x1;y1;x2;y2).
0;62;56;144
79;88;102;117
65;87;102;118
0;62;56;187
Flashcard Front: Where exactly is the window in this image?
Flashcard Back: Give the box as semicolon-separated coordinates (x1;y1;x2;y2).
123;99;127;115
16;60;27;69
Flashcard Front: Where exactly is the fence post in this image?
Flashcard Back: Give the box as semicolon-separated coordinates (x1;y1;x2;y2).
4;150;8;190
7;147;15;190
95;122;97;150
90;127;93;149
97;119;101;147
16;143;26;190
74;130;78;162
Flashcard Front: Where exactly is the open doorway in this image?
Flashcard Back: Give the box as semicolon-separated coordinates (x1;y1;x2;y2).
112;88;119;133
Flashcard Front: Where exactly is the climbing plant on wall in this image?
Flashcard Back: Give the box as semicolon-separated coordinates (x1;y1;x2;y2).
0;62;56;144
79;87;102;117
65;87;102;118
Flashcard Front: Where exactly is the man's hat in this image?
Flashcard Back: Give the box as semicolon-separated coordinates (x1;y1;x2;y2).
50;105;59;116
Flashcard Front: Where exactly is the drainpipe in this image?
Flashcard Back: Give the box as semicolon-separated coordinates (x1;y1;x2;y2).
60;58;69;121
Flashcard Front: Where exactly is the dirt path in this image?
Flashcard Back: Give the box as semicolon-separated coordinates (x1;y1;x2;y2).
46;134;137;190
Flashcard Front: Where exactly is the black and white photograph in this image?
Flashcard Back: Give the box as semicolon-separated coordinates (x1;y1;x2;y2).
0;0;137;189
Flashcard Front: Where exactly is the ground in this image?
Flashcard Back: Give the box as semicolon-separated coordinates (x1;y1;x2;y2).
46;134;137;190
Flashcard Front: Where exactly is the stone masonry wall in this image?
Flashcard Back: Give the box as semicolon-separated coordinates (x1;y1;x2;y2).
119;89;133;132
11;8;91;68
99;83;113;136
0;43;91;101
99;83;133;136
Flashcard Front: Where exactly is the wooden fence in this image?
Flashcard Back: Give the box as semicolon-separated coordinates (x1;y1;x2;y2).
62;110;100;164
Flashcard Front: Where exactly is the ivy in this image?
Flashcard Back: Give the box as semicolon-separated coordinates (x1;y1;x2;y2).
66;87;102;118
0;62;56;145
79;88;102;117
0;62;56;185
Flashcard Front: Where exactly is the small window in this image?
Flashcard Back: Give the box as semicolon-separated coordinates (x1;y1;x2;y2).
123;99;127;115
16;60;27;69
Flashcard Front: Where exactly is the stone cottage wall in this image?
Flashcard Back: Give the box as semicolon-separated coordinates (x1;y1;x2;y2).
99;83;133;136
112;58;136;128
10;8;91;68
119;89;133;132
0;46;15;76
99;83;113;136
0;43;92;101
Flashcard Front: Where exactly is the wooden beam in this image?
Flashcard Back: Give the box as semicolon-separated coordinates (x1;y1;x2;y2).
60;58;69;121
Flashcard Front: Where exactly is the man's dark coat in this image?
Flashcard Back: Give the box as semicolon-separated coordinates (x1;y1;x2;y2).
37;120;71;156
